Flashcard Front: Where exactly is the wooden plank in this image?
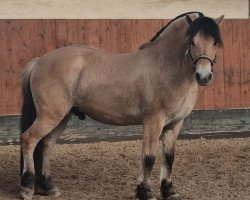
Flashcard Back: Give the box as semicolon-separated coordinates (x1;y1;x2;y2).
66;19;78;45
78;20;89;46
204;78;215;109
44;20;56;52
195;87;205;109
87;20;99;48
231;19;242;108
99;19;111;52
120;20;126;53
132;19;153;51
55;20;67;48
143;19;154;43
0;21;4;114
2;20;14;114
213;48;225;108
139;19;151;44
19;20;35;112
21;20;35;64
11;20;23;113
131;20;140;51
222;20;234;108
150;19;163;41
33;19;46;57
33;19;56;57
240;19;250;108
110;20;121;53
120;20;132;53
10;20;35;113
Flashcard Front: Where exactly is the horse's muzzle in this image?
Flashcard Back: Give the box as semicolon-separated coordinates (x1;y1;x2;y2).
195;72;213;86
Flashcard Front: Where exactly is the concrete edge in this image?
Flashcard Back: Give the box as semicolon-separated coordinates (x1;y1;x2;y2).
0;108;249;145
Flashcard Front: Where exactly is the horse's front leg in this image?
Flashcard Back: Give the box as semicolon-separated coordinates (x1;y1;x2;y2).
160;120;183;200
136;114;166;200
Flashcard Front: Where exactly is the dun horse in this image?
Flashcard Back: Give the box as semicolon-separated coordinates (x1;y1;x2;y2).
20;12;223;200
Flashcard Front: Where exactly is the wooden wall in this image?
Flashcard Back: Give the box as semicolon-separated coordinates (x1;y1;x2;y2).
0;19;249;115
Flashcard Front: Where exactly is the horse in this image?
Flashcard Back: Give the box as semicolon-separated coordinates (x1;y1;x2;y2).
19;12;224;200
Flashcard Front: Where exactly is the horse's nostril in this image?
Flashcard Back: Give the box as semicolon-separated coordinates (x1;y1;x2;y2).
207;73;213;81
195;73;200;81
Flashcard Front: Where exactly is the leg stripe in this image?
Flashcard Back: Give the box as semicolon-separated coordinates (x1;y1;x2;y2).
20;171;36;188
164;153;174;170
144;155;156;170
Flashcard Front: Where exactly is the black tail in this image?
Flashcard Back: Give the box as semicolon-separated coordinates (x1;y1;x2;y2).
20;60;43;180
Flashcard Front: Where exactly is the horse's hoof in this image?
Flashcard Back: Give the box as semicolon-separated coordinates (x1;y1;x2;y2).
20;187;33;200
136;198;156;200
35;185;61;198
47;187;61;198
136;182;156;200
165;193;181;200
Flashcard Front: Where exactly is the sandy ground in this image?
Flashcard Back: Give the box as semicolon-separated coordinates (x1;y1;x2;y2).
0;138;249;200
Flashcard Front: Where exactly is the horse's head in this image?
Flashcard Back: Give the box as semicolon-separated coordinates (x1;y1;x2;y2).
185;15;224;86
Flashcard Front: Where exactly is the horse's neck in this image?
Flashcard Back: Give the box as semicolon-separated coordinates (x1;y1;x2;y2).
153;25;194;81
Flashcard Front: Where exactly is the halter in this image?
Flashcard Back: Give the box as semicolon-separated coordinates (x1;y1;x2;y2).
186;46;216;67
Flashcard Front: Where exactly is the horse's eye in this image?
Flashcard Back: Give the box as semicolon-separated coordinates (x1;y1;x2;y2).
191;41;195;46
214;42;218;47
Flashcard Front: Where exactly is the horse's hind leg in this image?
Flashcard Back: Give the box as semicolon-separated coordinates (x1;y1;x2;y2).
20;112;68;200
34;114;71;197
136;114;165;200
160;120;183;200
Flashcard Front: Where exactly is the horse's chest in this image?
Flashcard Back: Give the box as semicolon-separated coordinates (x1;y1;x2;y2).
166;85;198;123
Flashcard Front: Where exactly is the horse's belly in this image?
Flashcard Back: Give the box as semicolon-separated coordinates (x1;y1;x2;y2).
74;77;144;125
75;100;143;126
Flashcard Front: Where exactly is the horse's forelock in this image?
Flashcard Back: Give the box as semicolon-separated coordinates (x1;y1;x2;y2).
186;17;223;47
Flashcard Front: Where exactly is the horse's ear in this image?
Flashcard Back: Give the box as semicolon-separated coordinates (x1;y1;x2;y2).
214;15;224;25
186;15;193;25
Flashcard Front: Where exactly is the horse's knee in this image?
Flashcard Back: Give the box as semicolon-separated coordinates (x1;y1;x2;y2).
20;130;37;152
20;130;30;144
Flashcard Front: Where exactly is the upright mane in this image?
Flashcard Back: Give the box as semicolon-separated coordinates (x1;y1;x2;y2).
150;11;204;42
138;12;204;50
186;17;223;47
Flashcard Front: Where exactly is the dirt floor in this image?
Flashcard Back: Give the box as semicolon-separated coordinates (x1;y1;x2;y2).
0;137;249;200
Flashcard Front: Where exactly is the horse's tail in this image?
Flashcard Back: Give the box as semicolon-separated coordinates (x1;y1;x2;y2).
20;59;37;176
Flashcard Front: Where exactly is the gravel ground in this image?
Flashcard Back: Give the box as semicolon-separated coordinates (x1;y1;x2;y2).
0;137;249;200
